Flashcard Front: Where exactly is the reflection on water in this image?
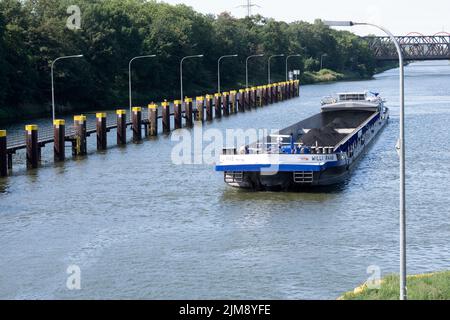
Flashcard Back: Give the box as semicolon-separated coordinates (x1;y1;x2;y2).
0;61;449;299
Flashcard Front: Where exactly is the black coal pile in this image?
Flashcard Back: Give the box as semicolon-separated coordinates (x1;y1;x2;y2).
300;126;347;147
326;117;353;129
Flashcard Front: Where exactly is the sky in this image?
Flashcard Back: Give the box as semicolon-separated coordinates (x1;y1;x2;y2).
160;0;450;36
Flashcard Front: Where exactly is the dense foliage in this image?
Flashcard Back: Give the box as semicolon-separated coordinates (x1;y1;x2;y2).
0;0;377;119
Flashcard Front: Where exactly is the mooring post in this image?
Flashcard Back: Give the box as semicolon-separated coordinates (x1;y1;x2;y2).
222;92;230;116
0;130;7;177
96;113;107;150
162;101;171;134
214;94;222;119
256;86;262;107
73;116;87;156
205;95;213;121
248;88;254;109
116;109;127;145
25;125;39;169
252;87;258;108
174;100;182;129
53;120;65;162
264;85;269;105
185;98;193;127
295;80;300;97
132;107;142;142
229;91;237;114
238;89;245;112
244;89;250;110
196;96;205;123
148;104;158;136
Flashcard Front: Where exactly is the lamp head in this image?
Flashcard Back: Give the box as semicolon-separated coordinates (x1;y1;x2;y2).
323;20;354;27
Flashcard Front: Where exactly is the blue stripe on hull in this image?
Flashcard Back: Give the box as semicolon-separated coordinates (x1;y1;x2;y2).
215;161;341;172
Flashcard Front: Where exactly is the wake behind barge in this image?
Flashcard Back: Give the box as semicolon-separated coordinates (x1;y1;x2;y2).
215;92;389;190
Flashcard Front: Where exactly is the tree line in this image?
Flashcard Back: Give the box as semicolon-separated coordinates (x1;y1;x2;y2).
0;0;379;121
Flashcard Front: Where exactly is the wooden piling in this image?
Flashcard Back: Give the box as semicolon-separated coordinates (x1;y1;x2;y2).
205;95;213;121
238;89;245;112
53;120;65;162
251;87;257;108
132;107;142;142
214;94;222;118
174;100;182;129
96;113;107;150
196;96;205;123
73;116;87;156
185;98;193;127
256;86;263;107
0;130;7;177
25;125;39;169
148;104;158;136
162;101;171;134
229;91;237;114
222;92;230;116
116;109;127;145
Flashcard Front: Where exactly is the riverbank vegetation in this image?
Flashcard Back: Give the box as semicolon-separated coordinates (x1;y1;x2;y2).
0;0;386;123
340;271;450;300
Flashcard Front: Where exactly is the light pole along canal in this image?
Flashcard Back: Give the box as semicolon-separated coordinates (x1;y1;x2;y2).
129;54;157;115
285;54;301;81
246;54;264;88
51;54;84;122
180;54;204;103
324;20;407;301
217;54;238;94
268;54;285;84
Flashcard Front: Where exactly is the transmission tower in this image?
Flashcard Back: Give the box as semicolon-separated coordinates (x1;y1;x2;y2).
236;0;261;17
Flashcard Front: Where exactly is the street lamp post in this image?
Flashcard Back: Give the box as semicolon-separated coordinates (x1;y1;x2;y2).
246;54;264;88
324;20;406;301
320;53;327;70
286;54;301;81
129;55;157;114
268;54;285;84
180;55;204;102
51;55;84;122
218;54;238;94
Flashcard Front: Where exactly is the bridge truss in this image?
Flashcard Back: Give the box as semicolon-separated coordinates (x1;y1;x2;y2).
364;35;450;61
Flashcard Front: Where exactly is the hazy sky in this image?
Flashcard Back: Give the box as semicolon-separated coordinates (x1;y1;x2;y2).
160;0;450;36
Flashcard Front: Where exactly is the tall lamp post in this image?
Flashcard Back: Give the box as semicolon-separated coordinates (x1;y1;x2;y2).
129;54;157;114
320;53;328;70
180;55;204;102
286;54;301;81
324;20;406;301
268;54;285;84
218;54;238;93
246;54;264;88
51;54;84;122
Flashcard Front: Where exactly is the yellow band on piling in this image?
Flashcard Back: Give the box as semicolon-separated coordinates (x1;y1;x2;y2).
214;93;221;97
116;109;126;115
53;119;65;126
0;130;6;137
196;96;204;101
25;125;38;131
239;89;245;93
74;115;86;122
96;113;107;118
185;98;193;103
132;107;142;112
245;88;251;92
222;92;229;96
148;104;158;109
230;90;237;94
174;100;182;105
205;94;212;99
162;101;169;107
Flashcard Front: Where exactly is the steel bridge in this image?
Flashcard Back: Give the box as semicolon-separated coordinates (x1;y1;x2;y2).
364;32;450;61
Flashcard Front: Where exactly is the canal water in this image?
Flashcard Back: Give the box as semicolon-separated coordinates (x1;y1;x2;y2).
0;61;449;299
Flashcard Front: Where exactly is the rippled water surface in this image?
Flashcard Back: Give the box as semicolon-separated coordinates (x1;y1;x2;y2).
1;61;449;299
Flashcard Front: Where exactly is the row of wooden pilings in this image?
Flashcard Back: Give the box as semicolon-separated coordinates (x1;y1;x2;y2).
0;80;300;176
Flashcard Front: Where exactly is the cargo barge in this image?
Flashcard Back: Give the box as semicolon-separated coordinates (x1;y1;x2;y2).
215;92;389;190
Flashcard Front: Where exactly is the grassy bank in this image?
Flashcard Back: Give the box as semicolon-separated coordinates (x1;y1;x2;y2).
340;271;450;300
